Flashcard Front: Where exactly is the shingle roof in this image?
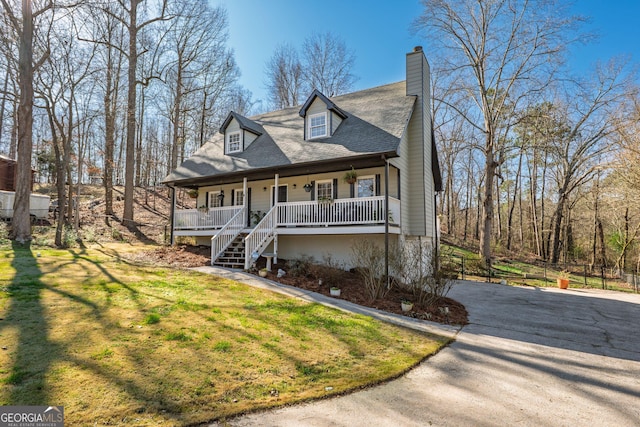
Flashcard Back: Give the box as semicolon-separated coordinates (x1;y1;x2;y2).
163;81;415;184
219;111;264;136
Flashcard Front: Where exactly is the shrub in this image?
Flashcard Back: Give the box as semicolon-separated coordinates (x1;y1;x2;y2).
0;221;8;242
286;255;315;278
63;227;79;248
394;241;453;307
350;239;390;302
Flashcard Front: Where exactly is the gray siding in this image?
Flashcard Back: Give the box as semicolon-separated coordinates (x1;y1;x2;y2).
244;130;258;148
331;111;343;134
403;48;436;242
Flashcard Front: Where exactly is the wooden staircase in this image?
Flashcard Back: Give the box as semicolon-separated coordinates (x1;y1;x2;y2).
212;233;246;269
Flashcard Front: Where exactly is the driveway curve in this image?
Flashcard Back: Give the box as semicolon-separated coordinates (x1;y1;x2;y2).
212;281;640;426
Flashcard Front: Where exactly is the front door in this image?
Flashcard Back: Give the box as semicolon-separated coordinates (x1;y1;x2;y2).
271;185;288;206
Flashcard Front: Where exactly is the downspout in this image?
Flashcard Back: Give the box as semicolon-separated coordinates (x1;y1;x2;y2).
384;155;390;289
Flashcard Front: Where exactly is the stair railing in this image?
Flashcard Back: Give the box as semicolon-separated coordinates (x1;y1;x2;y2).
244;205;277;269
211;207;246;265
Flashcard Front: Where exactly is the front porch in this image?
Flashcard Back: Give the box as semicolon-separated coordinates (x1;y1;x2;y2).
173;196;401;237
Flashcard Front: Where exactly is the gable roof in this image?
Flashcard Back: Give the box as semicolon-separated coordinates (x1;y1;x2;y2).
298;89;348;119
163;81;416;185
219;111;264;136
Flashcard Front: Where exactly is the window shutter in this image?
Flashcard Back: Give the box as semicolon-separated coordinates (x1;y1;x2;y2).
220;193;224;207
375;174;381;196
231;189;235;205
332;178;338;199
397;170;401;200
205;192;209;208
349;182;355;198
310;181;315;200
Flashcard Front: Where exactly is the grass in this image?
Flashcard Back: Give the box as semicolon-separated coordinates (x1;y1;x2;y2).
442;243;637;292
0;242;448;425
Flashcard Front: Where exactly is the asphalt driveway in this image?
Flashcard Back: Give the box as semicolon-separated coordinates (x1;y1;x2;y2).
211;281;640;426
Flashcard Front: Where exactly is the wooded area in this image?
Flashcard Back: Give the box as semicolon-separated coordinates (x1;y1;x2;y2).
0;0;638;273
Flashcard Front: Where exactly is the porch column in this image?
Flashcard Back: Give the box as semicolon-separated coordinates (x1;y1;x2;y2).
243;177;248;225
274;173;279;205
169;186;176;245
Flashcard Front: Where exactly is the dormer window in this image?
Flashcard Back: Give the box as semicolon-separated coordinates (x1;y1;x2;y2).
308;113;327;139
226;131;241;153
299;90;347;141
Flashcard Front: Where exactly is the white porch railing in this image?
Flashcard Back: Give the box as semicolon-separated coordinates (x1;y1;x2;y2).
211;207;246;265
277;196;399;227
174;206;242;230
244;206;277;269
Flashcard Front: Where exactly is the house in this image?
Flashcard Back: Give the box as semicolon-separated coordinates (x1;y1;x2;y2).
162;46;442;269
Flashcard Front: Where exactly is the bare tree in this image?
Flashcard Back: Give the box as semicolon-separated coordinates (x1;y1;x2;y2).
301;32;356;97
414;0;585;266
265;43;303;109
163;0;236;170
87;2;126;222
115;0;170;229
0;0;55;242
547;60;633;263
37;19;96;247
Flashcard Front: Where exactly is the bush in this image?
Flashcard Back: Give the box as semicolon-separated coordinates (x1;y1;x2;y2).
63;227;79;248
350;239;391;302
286;255;315;278
0;221;8;242
394;241;453;306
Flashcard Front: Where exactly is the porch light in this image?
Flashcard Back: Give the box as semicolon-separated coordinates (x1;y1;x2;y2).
293;184;297;189
303;183;313;192
217;190;224;202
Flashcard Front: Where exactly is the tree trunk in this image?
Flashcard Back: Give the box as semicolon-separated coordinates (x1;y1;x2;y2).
507;148;523;250
103;60;115;219
12;0;34;242
123;0;138;229
479;133;496;267
135;85;145;186
550;191;566;264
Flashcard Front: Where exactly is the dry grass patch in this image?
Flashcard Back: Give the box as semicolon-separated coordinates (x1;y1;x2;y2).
0;242;449;425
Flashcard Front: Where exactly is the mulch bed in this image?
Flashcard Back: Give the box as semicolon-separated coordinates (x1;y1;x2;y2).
260;266;468;326
135;245;469;326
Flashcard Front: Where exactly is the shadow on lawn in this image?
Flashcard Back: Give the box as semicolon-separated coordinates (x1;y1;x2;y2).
4;241;59;404
0;242;184;423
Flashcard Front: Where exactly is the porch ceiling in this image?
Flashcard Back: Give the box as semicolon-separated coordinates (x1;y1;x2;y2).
168;152;396;188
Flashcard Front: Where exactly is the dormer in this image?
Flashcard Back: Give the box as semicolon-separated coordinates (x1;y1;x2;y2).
219;111;264;154
299;90;348;140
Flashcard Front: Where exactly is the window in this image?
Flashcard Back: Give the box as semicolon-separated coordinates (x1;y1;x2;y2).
234;189;244;206
357;177;375;198
209;191;222;208
308;113;327;138
316;180;333;201
227;131;241;153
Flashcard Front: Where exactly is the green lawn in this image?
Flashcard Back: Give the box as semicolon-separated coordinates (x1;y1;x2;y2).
442;243;635;292
0;242;448;425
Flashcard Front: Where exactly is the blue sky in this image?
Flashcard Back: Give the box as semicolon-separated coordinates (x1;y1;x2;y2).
212;0;640;105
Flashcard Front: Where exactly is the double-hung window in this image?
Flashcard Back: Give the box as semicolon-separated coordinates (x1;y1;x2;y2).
227;131;241;153
316;180;333;201
308;113;327;139
234;189;245;206
209;191;222;208
357;176;375;198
